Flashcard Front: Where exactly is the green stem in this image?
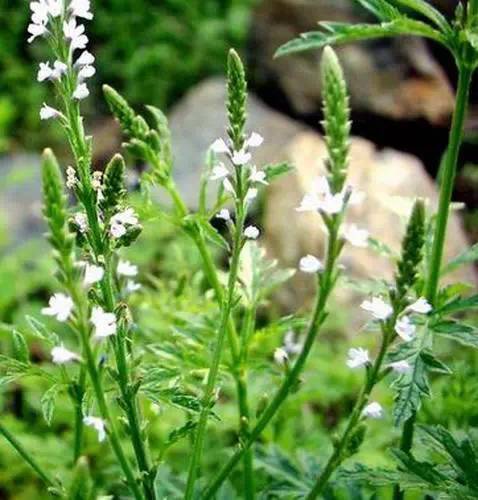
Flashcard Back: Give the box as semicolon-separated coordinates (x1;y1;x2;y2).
184;197;246;500
307;325;392;499
202;224;341;499
394;63;473;500
0;421;57;489
73;365;87;462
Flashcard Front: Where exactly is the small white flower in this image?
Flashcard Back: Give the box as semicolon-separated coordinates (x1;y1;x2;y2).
52;60;68;80
274;347;288;365
42;293;74;322
117;260;138;277
210;163;229;181
51;345;80;364
407;297;432;315
74;212;88;233
78;64;95;81
223;178;236;195
362;402;383;419
245;188;258;203
66;166;78;189
244;225;260;240
210;138;229;154
342;224;369;248
296;193;321;212
37;62;53;82
284;331;302;354
83;416;106;442
40;103;61;121
27;22;48;43
320;193;344;215
299;255;323;274
126;280;141;293
296;177;344;215
83;264;104;286
111;208;139;226
231;149;251;166
361;297;393;321
63;19;88;51
90;306;117;339
346;347;370;369
246;132;264;148
388;360;411;374
75;50;95;67
69;0;93;20
216;209;231;221
110;223;127;239
46;0;63;17
249;166;268;185
73;83;89;100
91;171;103;191
395;316;416;342
30;2;49;25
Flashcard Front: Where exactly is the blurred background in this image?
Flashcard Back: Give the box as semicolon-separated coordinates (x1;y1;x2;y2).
1;0;478;498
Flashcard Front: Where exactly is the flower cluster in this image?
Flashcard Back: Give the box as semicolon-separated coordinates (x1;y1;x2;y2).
28;0;95;120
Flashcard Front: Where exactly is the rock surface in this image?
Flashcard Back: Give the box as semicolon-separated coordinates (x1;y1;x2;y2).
263;132;476;317
249;0;454;124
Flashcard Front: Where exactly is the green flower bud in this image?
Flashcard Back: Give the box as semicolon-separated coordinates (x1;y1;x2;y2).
100;154;127;216
227;49;248;151
321;46;351;191
395;199;426;297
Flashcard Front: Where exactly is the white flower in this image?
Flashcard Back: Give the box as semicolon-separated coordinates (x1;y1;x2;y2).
361;297;393;321
296;193;322;212
52;60;68;80
30;2;49;25
46;0;63;17
66;166;78;189
231;149;251;166
117;260;138;277
216;209;231;221
284;331;302;354
296;176;344;215
362;402;383;419
388;360;411;374
75;50;95;67
395;316;416;342
223;178;236;195
210;138;229;154
83;416;106;442
342;224;369;248
246;132;264;148
245;188;258;203
249;166;268;185
51;345;80;364
126;280;141;293
244;225;260;240
321;193;344;214
111;208;139;226
346;347;370;369
84;264;104;286
110;223;127;239
299;255;323;274
407;297;432;315
37;62;53;82
40;103;61;120
42;293;74;322
210;163;229;181
27;22;48;43
69;0;93;20
64;19;88;51
78;64;95;81
73;83;89;100
74;212;88;233
274;347;288;365
90;306;117;339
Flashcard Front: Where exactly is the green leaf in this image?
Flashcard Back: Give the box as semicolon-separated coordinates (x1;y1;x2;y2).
12;331;29;364
41;384;61;426
68;457;93;500
275;19;444;57
167;420;197;447
431;320;478;348
26;315;59;346
388;0;451;32
357;0;402;21
419;350;451;374
391;449;449;486
442;243;478;275
436;294;478;315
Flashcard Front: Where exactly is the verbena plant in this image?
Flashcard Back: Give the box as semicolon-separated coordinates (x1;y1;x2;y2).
1;0;478;498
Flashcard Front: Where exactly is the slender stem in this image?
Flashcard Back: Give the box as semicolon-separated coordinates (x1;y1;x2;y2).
184;197;246;500
0;421;57;489
307;325;392;499
72;365;87;462
393;63;473;500
202;224;341;499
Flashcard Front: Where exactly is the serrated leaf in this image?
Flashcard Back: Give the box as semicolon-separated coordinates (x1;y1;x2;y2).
167;420;197;446
391;449;448;485
388;0;451;32
41;384;61;426
276;19;444;57
26;315;59;346
419;350;451;374
357;0;403;21
435;295;478;316
263;162;294;182
12;331;29;364
442;243;478;275
430;320;478;348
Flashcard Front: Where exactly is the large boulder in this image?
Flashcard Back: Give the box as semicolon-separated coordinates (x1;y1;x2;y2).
263;132;476;317
249;0;454;124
